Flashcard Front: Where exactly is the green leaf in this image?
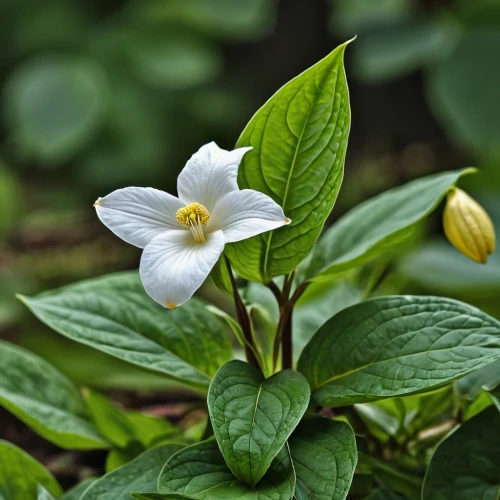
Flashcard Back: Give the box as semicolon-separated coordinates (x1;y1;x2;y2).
19;271;232;390
0;340;108;450
298;295;500;407
423;406;500;499
360;453;422;500
456;359;500;399
132;495;196;500
61;479;96;500
289;418;357;500
158;439;296;499
83;388;137;449
226;40;352;282
37;485;56;500
208;360;310;486
303;169;475;282
209;257;232;294
81;444;184;500
4;56;106;163
0;440;62;500
124;410;181;448
105;445;143;472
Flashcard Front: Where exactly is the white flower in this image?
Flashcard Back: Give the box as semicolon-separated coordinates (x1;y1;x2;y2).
95;142;290;308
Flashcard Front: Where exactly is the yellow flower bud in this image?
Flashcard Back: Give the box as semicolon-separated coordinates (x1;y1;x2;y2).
443;188;496;264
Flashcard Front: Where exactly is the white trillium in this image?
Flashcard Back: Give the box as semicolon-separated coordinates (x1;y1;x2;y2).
95;142;290;308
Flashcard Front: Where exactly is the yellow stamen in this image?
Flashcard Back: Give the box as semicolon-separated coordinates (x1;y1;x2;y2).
176;202;210;244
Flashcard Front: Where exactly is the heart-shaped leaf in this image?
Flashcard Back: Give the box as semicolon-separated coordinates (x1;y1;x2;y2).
423;406;500;499
289;418;357;500
19;272;232;390
158;439;295;499
0;340;108;450
298;296;500;407
81;444;184;500
208;360;310;486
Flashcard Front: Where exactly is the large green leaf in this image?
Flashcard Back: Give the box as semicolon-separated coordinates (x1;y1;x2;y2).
0;440;62;500
0;340;108;450
19;272;232;390
158;439;295;499
226;41;352;282
303;169;474;282
289;418;357;500
423;406;500;499
208;360;310;486
298;295;500;407
81;444;184;500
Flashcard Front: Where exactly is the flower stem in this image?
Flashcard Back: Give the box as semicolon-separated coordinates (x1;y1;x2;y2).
271;278;310;371
224;256;259;368
281;308;293;369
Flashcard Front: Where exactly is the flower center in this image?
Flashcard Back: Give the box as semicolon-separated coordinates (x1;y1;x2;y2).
176;202;210;244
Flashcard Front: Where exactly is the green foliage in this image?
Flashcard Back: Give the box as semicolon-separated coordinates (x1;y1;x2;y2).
8;34;500;500
19;272;232;390
399;239;500;295
226;41;351;282
423;407;500;499
303;169;474;282
353;18;457;83
0;340;108;450
4;56;107;163
61;479;96;500
208;360;310;485
0;440;62;499
157;439;295;499
428;30;500;157
81;444;184;500
127;33;222;90
298;295;500;406
289;418;357;500
37;486;56;500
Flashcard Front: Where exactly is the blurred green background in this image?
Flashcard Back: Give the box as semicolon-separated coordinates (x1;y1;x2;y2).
1;0;500;387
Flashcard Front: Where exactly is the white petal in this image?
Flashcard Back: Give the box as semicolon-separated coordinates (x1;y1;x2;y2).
139;229;225;308
95;187;184;248
208;189;291;243
177;142;252;211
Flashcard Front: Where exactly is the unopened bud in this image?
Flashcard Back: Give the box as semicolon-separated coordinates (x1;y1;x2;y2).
443;188;496;264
